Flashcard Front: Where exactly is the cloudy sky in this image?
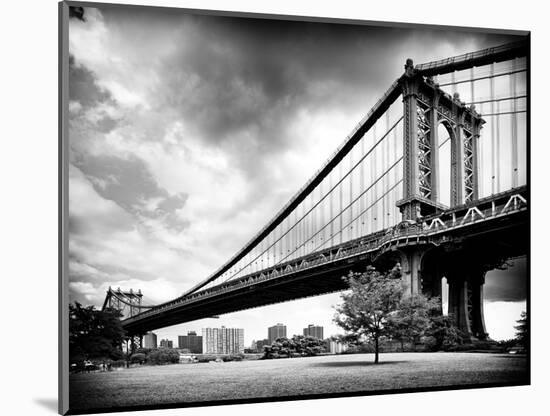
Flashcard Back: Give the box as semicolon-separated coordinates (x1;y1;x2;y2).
68;5;526;344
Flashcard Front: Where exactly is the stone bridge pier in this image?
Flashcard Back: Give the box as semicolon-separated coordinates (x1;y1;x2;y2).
379;245;493;342
447;263;488;341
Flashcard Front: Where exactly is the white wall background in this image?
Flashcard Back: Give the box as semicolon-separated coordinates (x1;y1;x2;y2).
0;0;547;415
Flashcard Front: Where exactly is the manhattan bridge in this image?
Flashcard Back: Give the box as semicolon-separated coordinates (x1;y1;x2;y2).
104;40;529;347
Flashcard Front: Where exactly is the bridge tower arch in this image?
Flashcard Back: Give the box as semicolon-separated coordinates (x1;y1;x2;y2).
397;59;484;221
436;121;453;206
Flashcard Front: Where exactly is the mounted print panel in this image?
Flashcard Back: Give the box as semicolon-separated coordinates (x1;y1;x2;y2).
59;1;530;414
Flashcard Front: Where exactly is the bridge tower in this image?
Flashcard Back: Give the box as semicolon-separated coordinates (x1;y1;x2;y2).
394;59;488;341
397;58;484;219
103;287;144;319
103;287;150;353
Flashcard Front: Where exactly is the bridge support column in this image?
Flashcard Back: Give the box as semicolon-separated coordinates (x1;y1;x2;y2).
420;261;443;314
468;271;488;340
447;265;488;341
398;249;423;296
447;274;472;338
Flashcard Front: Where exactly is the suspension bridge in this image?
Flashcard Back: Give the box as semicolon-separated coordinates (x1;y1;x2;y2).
104;40;529;345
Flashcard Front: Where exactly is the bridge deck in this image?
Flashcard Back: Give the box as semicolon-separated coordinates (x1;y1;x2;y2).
122;187;528;333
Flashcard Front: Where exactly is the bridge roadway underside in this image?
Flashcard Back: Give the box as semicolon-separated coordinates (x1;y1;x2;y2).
122;207;528;335
123;260;357;334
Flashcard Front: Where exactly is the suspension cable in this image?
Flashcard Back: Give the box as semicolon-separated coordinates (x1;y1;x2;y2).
219;117;403;284
275;178;403;267
271;159;403;267
438;68;526;87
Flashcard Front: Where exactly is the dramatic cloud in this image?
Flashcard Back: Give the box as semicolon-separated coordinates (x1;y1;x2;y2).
67;6;526;343
484;257;527;303
73;153;190;232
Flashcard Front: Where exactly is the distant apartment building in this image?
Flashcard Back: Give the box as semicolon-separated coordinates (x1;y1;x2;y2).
159;339;173;348
327;339;348;354
202;327;244;354
178;331;203;353
268;323;287;344
143;332;157;349
303;324;324;340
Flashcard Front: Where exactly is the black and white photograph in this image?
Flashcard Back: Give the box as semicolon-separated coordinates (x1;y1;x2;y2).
59;1;532;414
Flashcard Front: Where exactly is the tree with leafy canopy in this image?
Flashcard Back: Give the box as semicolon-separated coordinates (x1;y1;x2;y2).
388;294;441;351
426;312;463;351
69;302;126;363
291;335;326;356
333;265;403;363
147;348;180;365
263;335;326;359
514;311;528;350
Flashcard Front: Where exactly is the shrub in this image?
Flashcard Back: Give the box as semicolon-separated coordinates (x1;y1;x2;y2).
147;348;180;365
263;335;327;359
222;354;245;362
496;339;517;351
130;353;146;364
427;314;464;351
197;355;218;363
135;347;152;356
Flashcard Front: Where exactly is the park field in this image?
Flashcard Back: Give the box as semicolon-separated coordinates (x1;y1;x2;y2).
69;352;528;413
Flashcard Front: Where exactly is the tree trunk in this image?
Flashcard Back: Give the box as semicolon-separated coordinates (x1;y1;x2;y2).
374;336;379;363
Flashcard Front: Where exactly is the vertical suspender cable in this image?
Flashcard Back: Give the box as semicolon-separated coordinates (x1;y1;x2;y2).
394;116;399;219
308;196;311;255
349;152;353;240
296;207;300;259
360;130;365;236
315;183;320;251
339;162;344;244
296;207;299;259
511;58;518;188
330;171;334;247
273;222;277;265
286;216;289;260
470;66;478;197
490;63;496;195
496;100;501;192
278;219;282;264
318;185;322;248
329;174;334;248
292;209;295;261
303;199;307;257
372;124;380;231
301;198;305;257
388;109;390;228
321;181;325;249
274;220;278;264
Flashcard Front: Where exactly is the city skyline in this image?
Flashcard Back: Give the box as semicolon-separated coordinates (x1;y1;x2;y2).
145;321;330;349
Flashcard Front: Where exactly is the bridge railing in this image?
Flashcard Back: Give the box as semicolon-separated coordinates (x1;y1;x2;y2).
415;39;528;76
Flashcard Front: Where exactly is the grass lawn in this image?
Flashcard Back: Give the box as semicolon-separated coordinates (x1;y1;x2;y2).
69;352;528;412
